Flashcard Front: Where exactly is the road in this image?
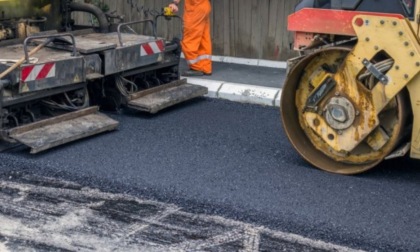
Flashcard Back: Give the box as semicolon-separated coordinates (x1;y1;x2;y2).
1;98;420;251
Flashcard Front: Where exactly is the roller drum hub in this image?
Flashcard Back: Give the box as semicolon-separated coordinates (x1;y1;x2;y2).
280;47;410;174
324;96;355;130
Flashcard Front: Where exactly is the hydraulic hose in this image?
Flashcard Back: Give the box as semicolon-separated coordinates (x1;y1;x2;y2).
68;2;109;33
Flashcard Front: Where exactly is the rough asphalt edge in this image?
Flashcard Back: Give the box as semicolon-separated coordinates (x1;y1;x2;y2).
0;175;364;252
2;59;341;251
182;56;284;107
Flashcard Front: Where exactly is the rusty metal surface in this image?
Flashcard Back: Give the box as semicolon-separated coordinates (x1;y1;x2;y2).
0;44;73;63
351;15;420;160
129;79;186;100
0;43;87;94
19;56;85;93
288;8;404;37
280;12;420;174
280;47;410;174
2;83;86;107
82;33;166;76
30;33;165;76
8;107;118;154
102;40;164;76
128;82;208;114
296;14;420;156
34;35;117;54
350;15;420;112
79;32;158;48
407;74;420;159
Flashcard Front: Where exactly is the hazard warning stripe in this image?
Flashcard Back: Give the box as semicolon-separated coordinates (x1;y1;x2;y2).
140;40;165;56
21;63;56;82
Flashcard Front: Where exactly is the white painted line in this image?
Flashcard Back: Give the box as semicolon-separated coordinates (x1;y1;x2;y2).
243;226;261;251
262;227;365;252
126;207;181;237
170;230;245;251
1;178;365;252
0;242;10;252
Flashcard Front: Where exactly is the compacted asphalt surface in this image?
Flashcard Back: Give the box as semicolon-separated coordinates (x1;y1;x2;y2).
1;98;420;251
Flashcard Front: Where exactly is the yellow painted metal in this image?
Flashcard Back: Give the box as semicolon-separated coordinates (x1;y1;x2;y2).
282;3;420;173
281;46;410;174
406;1;420;160
365;127;390;151
163;7;176;17
353;16;420;111
350;14;420;160
291;47;406;166
407;74;420;159
303;14;420;154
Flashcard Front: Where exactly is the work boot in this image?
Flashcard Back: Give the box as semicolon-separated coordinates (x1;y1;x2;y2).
182;69;204;76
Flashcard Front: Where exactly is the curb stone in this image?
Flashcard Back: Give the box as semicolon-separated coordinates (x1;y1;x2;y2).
185;77;282;107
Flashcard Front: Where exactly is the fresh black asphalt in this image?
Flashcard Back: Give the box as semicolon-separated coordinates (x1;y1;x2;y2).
1;98;420;251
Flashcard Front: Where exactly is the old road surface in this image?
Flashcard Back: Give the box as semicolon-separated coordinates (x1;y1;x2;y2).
1;98;420;251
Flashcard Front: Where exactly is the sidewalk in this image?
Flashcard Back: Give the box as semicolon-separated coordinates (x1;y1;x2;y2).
180;58;286;107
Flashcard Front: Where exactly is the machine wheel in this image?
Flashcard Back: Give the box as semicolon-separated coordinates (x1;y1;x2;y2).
281;47;411;174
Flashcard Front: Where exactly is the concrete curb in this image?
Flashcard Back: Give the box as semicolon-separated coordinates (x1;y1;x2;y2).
185;77;282;107
181;54;287;69
211;56;287;69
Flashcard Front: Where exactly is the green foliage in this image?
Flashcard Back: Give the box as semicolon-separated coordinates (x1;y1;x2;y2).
83;0;110;26
85;0;110;12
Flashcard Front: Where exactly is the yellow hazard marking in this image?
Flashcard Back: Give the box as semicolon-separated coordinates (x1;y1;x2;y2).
74;74;80;82
21;83;29;93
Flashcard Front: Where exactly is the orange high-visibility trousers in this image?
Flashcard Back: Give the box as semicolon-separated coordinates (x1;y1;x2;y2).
182;0;212;74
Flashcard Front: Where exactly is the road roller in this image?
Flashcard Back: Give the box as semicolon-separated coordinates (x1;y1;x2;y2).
0;0;206;153
282;0;420;174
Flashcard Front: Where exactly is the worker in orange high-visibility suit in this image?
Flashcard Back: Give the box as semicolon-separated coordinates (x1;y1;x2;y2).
169;0;212;76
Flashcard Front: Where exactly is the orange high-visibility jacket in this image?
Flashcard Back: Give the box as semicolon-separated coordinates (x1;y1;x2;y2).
182;0;212;74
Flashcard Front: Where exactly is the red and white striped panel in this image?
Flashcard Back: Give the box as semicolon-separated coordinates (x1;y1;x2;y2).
21;63;56;82
140;40;165;56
